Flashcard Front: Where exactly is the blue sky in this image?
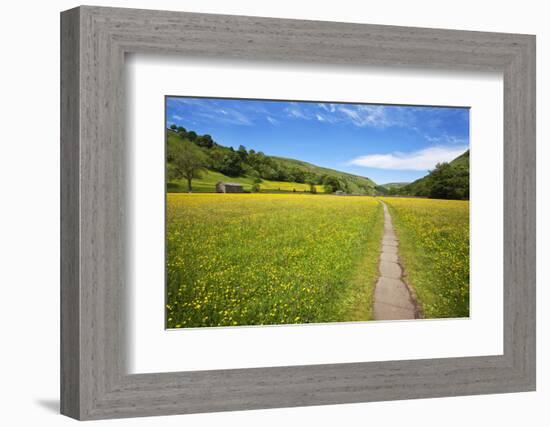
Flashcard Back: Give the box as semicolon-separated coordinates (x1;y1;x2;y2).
166;97;469;184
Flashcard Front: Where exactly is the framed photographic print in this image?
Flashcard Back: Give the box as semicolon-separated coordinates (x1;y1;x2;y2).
163;97;470;328
61;6;536;420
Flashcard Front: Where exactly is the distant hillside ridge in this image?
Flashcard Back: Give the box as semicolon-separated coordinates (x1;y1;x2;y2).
397;150;469;200
375;182;410;195
381;182;410;189
166;125;377;195
270;156;376;194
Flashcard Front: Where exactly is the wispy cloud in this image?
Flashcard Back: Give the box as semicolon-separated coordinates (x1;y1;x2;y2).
166;99;469;162
167;98;252;126
337;105;395;128
285;103;413;129
318;103;336;113
424;134;468;145
349;145;468;171
195;110;252;126
285;104;309;119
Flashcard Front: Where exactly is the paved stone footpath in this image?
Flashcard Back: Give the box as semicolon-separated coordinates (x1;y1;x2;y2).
373;202;416;320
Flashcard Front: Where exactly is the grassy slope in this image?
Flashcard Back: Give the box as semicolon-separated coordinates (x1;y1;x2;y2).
166;130;376;194
273;156;377;191
168;169;325;193
449;150;470;168
380;182;409;189
402;150;469;196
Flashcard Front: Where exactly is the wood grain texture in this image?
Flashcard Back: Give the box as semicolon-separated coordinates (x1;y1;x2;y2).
60;7;80;419
60;6;536;420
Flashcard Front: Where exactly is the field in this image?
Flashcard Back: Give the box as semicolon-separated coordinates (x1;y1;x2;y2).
381;197;470;318
167;169;325;193
166;193;384;328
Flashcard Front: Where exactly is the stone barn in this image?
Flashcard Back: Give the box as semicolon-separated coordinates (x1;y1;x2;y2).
215;181;244;193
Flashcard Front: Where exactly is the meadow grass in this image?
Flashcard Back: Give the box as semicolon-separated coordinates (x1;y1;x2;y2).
166;193;383;328
167;169;325;193
381;197;469;318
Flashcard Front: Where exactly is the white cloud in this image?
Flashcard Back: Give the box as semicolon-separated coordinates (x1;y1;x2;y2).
267;116;279;125
425;134;468;145
195;109;252;125
285;103;411;128
169;98;252;125
286;106;308;119
337;105;397;128
349;145;468;171
318;103;336;113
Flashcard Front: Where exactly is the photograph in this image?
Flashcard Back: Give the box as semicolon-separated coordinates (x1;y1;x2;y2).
165;97;470;328
49;2;538;421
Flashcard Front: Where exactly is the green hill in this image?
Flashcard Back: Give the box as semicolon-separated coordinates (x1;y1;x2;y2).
166;127;376;194
167;169;325;193
381;182;410;189
399;150;469;200
373;182;410;196
448;150;469;168
271;156;376;194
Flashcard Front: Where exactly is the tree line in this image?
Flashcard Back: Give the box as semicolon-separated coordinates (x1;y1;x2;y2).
385;151;469;200
167;124;374;194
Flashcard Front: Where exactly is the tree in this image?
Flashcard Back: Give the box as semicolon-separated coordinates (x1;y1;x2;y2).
322;176;341;193
291;168;306;183
237;145;248;161
187;131;197;142
197;134;214;148
251;183;261;193
170;124;177;131
286;171;296;182
374;185;389;196
258;164;278;180
218;151;244;176
307;180;317;194
275;164;289;181
427;162;469;200
397;151;469;200
388;186;400;196
168;141;207;193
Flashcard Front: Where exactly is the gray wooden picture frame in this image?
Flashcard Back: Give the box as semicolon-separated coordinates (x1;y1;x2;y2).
60;5;536;421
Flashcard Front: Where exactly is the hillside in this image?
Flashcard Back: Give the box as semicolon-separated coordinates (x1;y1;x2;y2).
167;170;325;193
381;182;410;189
271;156;376;194
374;182;410;195
166;124;469;199
399;150;469;200
448;149;469;168
166;126;377;194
